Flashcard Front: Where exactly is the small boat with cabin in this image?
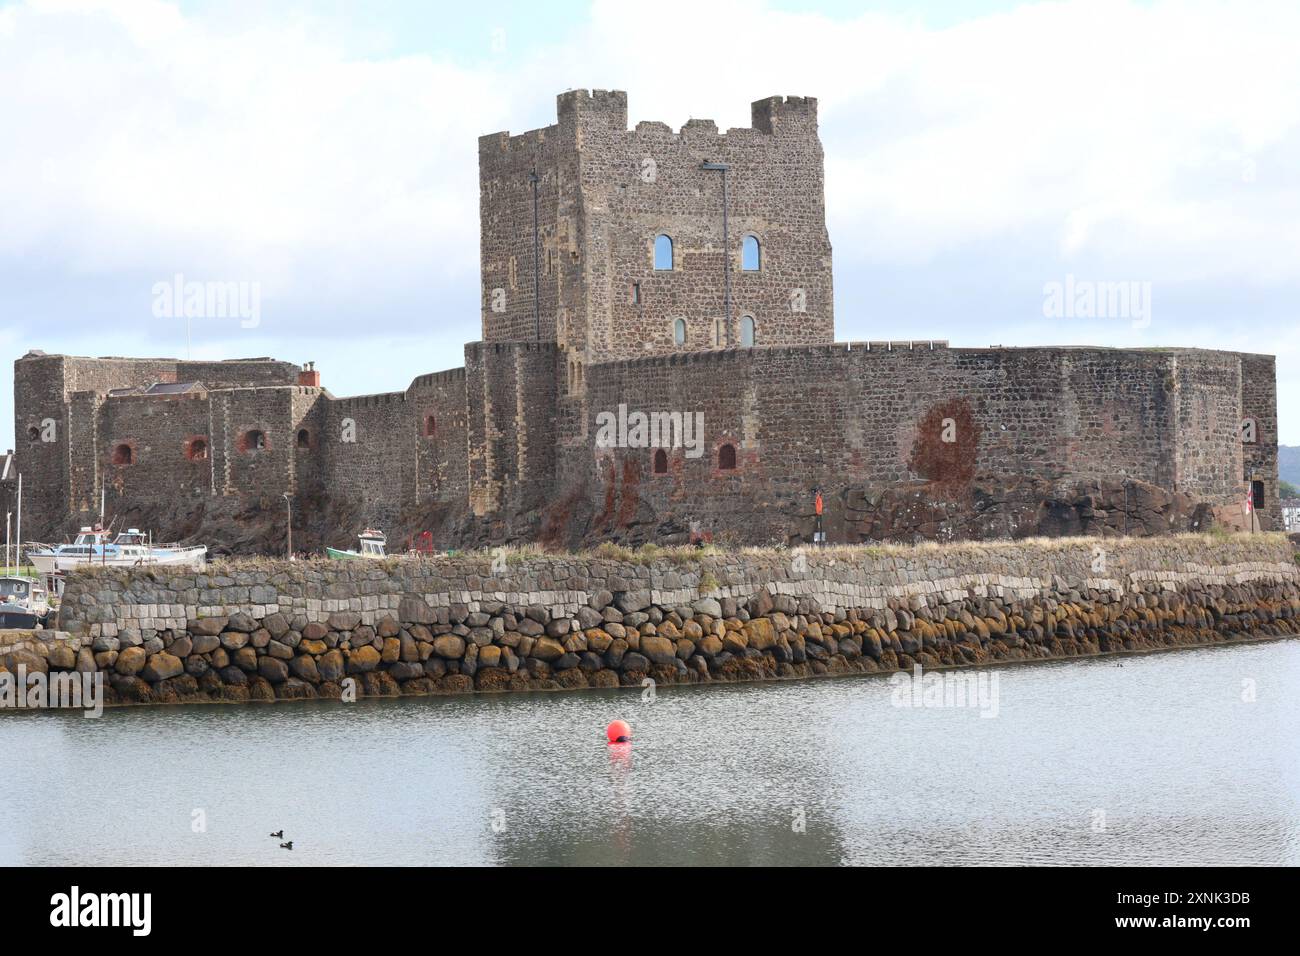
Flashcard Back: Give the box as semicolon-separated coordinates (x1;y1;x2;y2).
0;575;52;629
326;529;388;560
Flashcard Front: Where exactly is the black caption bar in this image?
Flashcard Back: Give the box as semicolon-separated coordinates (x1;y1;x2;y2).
8;865;1284;942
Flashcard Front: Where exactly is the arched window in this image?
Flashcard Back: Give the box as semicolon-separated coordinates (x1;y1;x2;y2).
673;318;686;345
186;437;208;461
740;315;756;347
242;429;267;453
424;414;437;438
112;444;134;466
718;443;737;470
296;428;311;449
653;449;668;474
741;235;761;271
654;234;673;271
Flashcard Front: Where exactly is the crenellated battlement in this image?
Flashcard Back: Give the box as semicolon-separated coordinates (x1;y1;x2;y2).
556;87;628;129
750;94;819;134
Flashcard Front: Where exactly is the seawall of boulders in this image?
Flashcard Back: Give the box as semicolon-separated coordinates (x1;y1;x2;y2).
7;535;1298;708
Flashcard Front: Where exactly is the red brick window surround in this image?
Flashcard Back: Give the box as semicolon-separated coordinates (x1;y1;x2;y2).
240;429;268;454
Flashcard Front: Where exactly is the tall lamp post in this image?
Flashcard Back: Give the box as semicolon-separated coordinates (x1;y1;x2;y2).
283;493;293;560
701;161;732;346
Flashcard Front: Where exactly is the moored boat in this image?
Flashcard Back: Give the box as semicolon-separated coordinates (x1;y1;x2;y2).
0;575;52;629
28;528;207;573
326;529;387;560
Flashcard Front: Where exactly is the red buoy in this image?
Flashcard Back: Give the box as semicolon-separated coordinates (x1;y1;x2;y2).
606;719;631;744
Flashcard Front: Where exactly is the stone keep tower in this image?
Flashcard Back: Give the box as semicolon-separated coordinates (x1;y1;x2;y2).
478;90;835;389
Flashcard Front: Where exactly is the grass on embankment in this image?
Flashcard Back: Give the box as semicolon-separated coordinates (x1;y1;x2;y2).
62;530;1296;581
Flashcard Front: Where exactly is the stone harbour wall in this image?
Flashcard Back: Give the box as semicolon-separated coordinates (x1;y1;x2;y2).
8;534;1298;708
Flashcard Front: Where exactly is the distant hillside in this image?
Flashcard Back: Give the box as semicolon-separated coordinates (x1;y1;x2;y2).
1280;445;1300;487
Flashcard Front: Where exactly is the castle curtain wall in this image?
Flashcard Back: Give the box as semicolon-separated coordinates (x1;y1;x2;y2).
408;368;470;509
581;344;1254;542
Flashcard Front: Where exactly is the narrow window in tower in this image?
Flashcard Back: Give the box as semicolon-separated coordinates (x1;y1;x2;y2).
718;443;737;471
740;315;756;347
653;449;668;474
112;443;134;466
631;282;641;304
673;318;686;345
742;235;761;271
297;428;311;449
654;234;673;271
1252;480;1265;510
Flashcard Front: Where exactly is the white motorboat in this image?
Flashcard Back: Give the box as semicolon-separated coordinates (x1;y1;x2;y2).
26;527;109;574
28;527;207;573
0;575;52;629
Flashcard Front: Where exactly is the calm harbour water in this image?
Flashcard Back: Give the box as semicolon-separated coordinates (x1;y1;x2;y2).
2;640;1298;866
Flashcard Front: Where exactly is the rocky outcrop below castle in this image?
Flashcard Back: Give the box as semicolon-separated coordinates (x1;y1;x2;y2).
36;473;1234;563
6;534;1296;708
567;474;1232;552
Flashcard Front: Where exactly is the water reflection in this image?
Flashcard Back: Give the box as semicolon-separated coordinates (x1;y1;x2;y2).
1;640;1297;866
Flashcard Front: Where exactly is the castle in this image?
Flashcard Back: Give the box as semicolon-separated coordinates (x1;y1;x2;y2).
8;90;1281;552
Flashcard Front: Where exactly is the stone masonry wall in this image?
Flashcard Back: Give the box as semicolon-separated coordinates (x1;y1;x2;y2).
1241;353;1280;528
16;534;1296;707
571;342;1271;546
478;90;834;368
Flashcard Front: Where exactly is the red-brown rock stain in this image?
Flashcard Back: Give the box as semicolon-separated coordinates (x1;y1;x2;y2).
908;398;979;495
616;456;641;527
